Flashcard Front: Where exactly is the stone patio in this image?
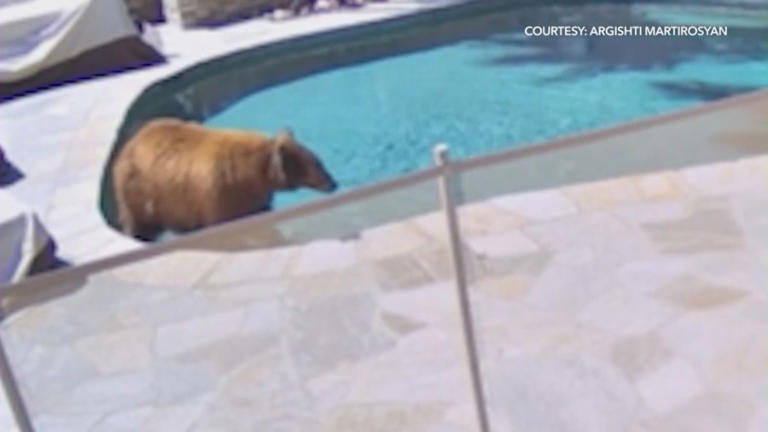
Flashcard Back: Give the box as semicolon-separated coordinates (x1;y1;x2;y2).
1;153;766;431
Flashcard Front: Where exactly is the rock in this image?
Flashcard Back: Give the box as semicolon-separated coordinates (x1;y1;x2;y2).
315;0;334;11
270;8;294;20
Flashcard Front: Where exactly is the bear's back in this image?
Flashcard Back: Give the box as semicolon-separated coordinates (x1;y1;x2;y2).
123;119;270;174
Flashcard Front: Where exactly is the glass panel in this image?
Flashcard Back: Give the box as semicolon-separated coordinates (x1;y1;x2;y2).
453;140;766;430
454;147;641;430
0;177;480;431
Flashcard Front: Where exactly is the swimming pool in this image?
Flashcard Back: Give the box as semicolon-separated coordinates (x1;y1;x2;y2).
206;3;768;208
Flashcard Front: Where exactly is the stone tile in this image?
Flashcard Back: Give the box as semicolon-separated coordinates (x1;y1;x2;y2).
523;253;619;316
579;287;678;336
64;133;111;169
564;177;642;212
110;251;223;288
641;198;745;254
200;280;288;304
611;332;672;381
524;212;655;261
240;301;283;337
87;236;142;261
323;402;449;432
55;164;103;184
144;396;211;431
29;150;67;177
409;211;446;241
12;344;97;415
477;300;616;362
412;243;478;283
370;254;435;291
475;249;551;280
679;158;760;195
75;327;153;374
379;312;426;335
286;266;377;298
491;189;578;221
378;282;459;327
5;172;59;210
685;251;767;299
630;172;687;201
32;413;103;432
465;230;540;258
612;199;692;225
636;358;703;414
730;185;768;257
206;247;298;284
291;239;357;275
473;273;532;302
194;348;316;431
283;289;394;378
456;201;526;235
487;355;643;432
44;202;95;225
654;276;748;310
151;362;217;404
52;371;155;414
736;154;768;173
132;293;225;327
357;221;432;260
6;275;167;344
307;326;471;411
154;309;246;358
615;257;690;294
660;302;768;399
748;403;768;432
51;180;98;207
655;394;754;432
93;405;153;431
59;234;123;264
440;403;477;432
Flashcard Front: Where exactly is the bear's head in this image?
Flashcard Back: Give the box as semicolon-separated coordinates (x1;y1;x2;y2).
268;128;338;193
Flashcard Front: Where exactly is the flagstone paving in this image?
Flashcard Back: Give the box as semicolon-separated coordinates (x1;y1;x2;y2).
1;154;765;431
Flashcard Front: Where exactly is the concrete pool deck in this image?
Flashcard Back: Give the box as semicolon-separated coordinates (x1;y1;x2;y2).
0;151;766;431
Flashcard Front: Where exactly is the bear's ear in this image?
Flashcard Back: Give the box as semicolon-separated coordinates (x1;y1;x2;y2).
275;128;294;145
268;140;286;186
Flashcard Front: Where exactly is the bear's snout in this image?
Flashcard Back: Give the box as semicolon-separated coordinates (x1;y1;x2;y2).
306;164;337;193
322;178;338;192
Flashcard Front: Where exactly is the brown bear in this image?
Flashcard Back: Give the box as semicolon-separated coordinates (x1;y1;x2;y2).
112;118;337;241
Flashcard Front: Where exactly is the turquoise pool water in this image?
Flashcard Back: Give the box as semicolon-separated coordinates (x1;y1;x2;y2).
207;4;768;208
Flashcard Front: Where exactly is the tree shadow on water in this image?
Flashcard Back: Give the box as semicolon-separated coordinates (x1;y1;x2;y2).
470;3;768;84
652;80;762;101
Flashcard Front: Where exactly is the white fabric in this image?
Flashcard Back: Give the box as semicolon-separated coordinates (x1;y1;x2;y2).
0;0;138;82
0;190;51;284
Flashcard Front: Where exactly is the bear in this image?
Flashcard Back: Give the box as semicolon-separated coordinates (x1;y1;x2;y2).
112;118;337;241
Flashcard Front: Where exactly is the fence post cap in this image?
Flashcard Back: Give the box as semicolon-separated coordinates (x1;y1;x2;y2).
433;143;450;164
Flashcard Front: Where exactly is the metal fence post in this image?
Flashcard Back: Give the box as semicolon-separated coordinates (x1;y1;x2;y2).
0;334;33;432
433;144;491;432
